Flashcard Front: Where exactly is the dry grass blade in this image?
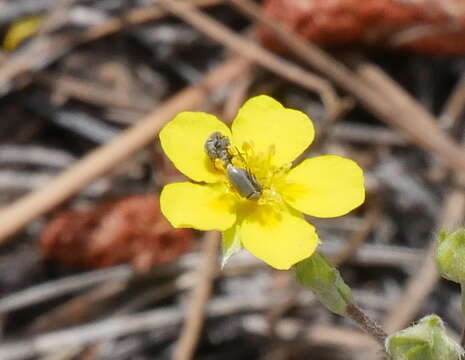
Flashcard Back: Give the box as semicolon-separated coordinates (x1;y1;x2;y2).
331;201;381;266
0;265;133;314
156;0;342;118
0;296;272;360
383;75;465;332
383;187;465;333
36;73;153;112
172;232;220;360
0;0;223;97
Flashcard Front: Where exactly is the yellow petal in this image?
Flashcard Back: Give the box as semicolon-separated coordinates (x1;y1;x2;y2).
241;207;319;270
3;16;42;52
231;95;314;166
160;182;236;230
282;155;365;218
159;112;231;182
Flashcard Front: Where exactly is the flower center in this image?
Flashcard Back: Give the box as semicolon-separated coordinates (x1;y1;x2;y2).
217;141;291;209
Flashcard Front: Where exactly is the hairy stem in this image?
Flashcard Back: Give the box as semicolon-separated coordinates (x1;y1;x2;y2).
346;303;388;345
460;283;465;347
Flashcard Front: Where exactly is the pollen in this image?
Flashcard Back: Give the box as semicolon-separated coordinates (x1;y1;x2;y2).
233;142;290;209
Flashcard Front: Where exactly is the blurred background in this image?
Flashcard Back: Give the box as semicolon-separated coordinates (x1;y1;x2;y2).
1;0;465;359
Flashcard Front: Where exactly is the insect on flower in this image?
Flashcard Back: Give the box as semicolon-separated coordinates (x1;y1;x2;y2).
205;131;262;200
159;95;365;269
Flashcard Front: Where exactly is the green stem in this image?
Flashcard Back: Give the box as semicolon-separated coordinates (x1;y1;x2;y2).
461;283;465;348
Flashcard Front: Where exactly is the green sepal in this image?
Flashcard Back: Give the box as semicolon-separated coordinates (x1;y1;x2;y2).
436;228;465;284
221;223;242;268
385;315;464;360
295;252;353;315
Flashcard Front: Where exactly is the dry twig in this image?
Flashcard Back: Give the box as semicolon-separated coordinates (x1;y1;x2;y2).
0;265;133;314
0;295;272;360
429;74;465;181
383;186;465;332
332;201;382;266
0;0;222;96
156;0;343;119
383;75;465;332
27;281;128;334
439;74;465;131
0;239;421;317
37;73;153;112
222;63;254;123
172;232;220;360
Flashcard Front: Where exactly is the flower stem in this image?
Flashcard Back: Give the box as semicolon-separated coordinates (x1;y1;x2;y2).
346;303;388;345
461;283;465;347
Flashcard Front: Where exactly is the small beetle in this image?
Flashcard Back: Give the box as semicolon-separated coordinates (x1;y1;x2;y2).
205;132;262;199
226;164;262;199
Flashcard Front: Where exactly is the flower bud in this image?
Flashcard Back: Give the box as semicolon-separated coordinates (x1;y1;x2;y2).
385;315;464;360
436;228;465;284
295;252;353;315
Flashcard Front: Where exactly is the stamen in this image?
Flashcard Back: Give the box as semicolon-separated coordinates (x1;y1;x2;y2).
231;156;243;168
227;145;239;157
221;141;291;206
214;158;225;170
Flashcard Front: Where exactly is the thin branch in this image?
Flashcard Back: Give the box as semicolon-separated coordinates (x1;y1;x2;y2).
244;315;378;350
156;0;343;118
0;145;76;168
329;123;406;146
80;0;223;43
0;296;270;360
172;232;220;360
0;0;222;97
0;239;423;316
346;304;388;345
439;74;465;131
383;75;465;332
36;73;153;112
222;63;254;123
429;73;465;181
0;266;133;314
383;186;465;332
332;201;381;266
27;281;127;334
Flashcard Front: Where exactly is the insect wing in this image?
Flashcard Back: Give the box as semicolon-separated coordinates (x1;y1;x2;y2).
227;164;261;199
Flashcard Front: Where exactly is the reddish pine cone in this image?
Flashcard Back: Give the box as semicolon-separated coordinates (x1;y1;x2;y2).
40;195;194;272
259;0;465;54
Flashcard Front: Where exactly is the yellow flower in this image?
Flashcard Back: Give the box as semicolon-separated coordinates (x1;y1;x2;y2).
159;95;365;270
